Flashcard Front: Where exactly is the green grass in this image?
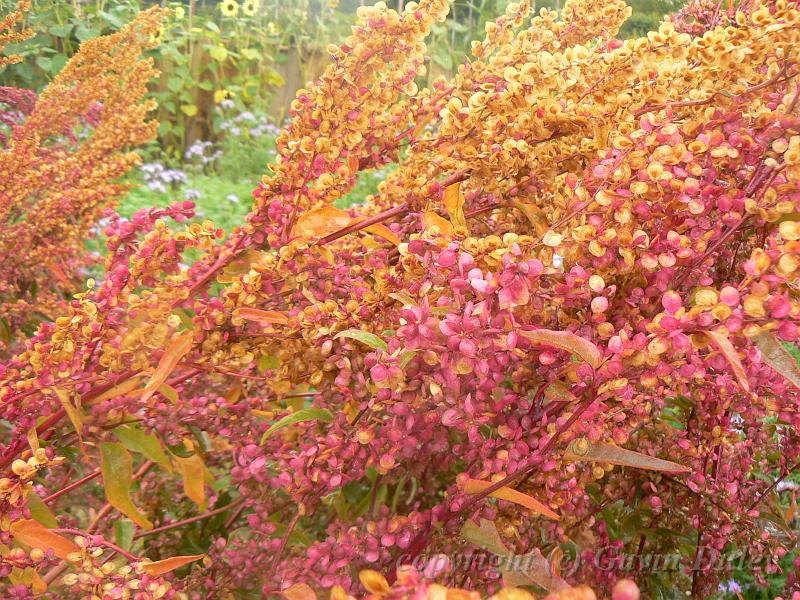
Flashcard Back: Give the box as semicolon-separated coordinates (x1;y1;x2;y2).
116;165;392;234
120;173;256;232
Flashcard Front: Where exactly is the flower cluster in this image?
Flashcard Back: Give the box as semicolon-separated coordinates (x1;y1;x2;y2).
0;0;32;68
140;162;190;193
2;0;800;598
0;7;167;353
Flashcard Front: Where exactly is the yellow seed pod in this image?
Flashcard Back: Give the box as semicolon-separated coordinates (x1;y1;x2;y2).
358;570;390;595
779;221;800;241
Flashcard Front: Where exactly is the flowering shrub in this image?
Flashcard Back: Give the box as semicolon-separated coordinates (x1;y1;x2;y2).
2;0;800;598
0;7;165;352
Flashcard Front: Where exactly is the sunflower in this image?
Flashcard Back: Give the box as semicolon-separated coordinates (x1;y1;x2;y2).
241;0;259;16
219;0;239;17
149;25;165;45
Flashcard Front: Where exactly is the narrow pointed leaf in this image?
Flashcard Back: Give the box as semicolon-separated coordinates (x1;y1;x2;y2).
99;442;153;529
364;223;401;245
142;554;205;576
89;376;143;405
233;307;289;326
443;181;468;231
52;387;84;437
174;451;207;510
334;329;388;352
462;478;560;520
141;333;193;403
520;329;603;369
564;440;690;473
114;424;173;473
114;519;135;551
27;492;58;528
260;408;334;444
460;518;511;556
501;548;569;592
754;331;800;390
705;330;750;392
10;520;80;560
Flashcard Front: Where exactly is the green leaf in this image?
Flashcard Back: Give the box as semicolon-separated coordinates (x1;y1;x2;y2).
50;54;67;74
334;329;388;352
398;350;418;369
166;440;195;458
460;519;511;556
35;56;51;71
260;408;334;444
27;492;58;528
75;26;100;42
257;354;280;373
209;46;228;62
99;442;153;530
167;77;183;94
114;424;173;473
99;10;124;29
49;24;73;37
114;519;135;551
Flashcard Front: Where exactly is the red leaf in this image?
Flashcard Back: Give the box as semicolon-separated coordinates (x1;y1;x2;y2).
704;330;750;393
520;329;603;369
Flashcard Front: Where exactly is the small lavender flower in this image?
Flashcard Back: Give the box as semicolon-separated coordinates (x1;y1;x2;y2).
235;111;256;123
226;194;240;204
184;188;202;200
219;99;235;110
718;580;742;594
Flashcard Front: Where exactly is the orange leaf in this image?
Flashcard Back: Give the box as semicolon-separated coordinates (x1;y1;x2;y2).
422;211;454;237
233;307;289;326
282;582;318;600
174;448;207;510
704;330;750;393
364;223;401;245
461;478;560;520
46;260;72;288
10;520;80;561
292;206;351;240
520;329;603;369
142;554;205;576
141;333;193;403
564;440;690;473
443;181;468;231
347;155;360;174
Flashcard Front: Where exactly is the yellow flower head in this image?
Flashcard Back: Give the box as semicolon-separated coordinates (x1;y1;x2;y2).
173;5;185;19
242;0;259;16
219;0;239;17
214;89;232;104
149;25;166;45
